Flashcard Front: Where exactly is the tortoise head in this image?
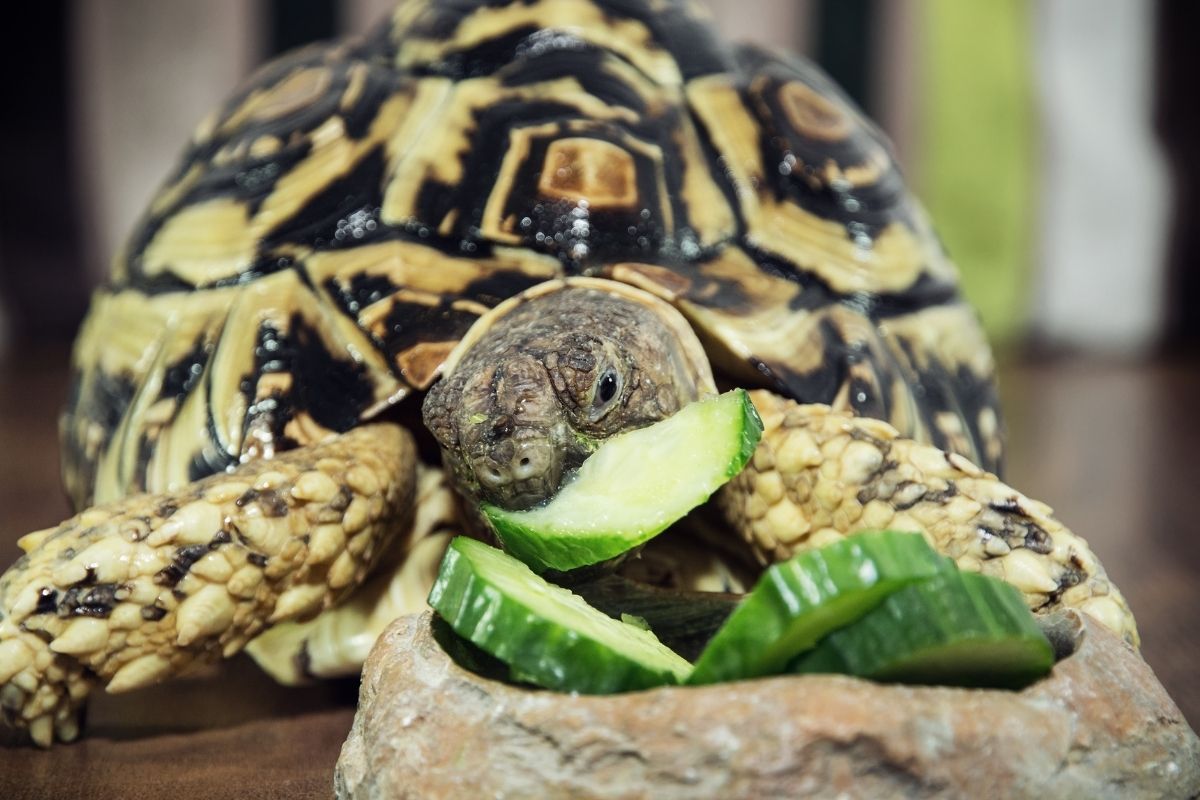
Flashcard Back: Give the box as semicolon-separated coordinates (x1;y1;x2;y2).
422;279;715;510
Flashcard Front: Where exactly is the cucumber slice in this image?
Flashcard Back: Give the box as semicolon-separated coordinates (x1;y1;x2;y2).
427;537;692;693
687;531;950;685
790;570;1054;689
483;389;763;573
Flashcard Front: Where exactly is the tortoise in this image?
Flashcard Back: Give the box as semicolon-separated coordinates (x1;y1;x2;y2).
0;0;1136;747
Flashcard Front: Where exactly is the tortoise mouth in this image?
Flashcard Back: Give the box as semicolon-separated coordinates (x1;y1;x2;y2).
483;482;560;512
505;493;545;511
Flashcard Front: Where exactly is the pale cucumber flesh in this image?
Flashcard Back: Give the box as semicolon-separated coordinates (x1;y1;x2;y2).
427;537;692;693
484;389;762;573
687;531;950;685
790;570;1054;689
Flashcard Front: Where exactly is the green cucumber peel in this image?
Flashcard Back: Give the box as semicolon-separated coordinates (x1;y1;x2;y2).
790;569;1054;689
428;537;692;694
687;530;951;685
482;389;763;573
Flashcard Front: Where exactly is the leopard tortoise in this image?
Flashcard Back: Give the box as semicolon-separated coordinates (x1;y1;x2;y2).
0;0;1135;746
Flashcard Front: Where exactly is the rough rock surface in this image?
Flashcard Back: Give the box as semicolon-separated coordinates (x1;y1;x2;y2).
335;611;1200;799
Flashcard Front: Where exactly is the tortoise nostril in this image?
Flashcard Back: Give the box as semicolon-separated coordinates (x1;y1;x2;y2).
472;444;562;504
478;464;505;486
512;445;550;481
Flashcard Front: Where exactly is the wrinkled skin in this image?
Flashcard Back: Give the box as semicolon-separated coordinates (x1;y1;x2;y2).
423;287;707;510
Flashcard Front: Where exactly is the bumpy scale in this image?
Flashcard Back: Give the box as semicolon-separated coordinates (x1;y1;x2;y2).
245;465;458;684
0;424;415;746
721;392;1138;645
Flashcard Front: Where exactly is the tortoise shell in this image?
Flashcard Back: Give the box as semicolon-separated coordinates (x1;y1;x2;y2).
62;0;1001;509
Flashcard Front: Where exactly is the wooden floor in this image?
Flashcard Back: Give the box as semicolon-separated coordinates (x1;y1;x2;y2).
0;345;1197;798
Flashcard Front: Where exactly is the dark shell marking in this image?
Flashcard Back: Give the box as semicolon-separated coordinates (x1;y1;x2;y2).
62;0;1001;510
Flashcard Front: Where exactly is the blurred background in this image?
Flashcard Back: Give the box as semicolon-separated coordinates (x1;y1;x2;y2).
0;0;1196;736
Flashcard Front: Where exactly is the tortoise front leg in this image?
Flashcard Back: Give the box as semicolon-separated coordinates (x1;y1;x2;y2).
720;391;1138;646
245;465;458;685
0;422;416;747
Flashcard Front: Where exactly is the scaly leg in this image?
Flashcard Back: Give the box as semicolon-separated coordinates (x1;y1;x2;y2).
245;465;457;684
720;392;1138;645
0;422;416;746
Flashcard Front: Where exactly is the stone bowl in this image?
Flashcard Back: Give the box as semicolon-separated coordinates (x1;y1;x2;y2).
335;610;1199;799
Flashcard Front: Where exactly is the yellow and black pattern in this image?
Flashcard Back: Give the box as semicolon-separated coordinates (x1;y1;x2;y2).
63;0;1002;510
63;273;405;507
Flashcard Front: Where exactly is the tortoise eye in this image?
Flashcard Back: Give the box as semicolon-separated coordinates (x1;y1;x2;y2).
596;369;619;405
